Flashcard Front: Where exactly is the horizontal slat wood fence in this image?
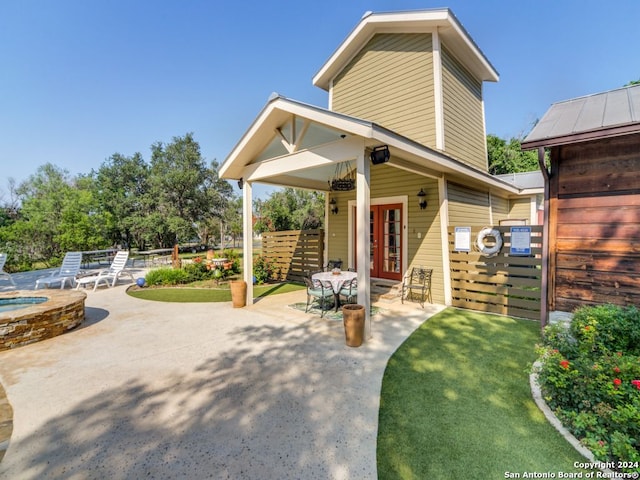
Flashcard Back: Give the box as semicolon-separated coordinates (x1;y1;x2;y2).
261;229;324;283
448;226;543;320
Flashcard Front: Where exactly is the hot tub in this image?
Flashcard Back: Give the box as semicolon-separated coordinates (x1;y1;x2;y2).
0;290;86;351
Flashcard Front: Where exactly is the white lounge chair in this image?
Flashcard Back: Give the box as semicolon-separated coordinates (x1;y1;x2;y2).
35;252;83;289
0;253;16;287
75;250;134;291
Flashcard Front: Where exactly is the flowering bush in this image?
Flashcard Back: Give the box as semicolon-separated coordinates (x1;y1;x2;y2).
535;305;640;472
253;255;275;284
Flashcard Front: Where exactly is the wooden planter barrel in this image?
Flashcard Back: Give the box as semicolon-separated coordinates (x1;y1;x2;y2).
342;304;365;347
230;280;247;308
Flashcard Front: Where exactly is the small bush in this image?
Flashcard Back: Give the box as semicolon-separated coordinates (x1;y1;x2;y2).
183;261;211;282
253;255;275;284
535;304;640;472
145;267;191;286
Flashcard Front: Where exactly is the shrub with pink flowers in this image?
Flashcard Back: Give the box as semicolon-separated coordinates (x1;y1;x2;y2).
535;304;640;473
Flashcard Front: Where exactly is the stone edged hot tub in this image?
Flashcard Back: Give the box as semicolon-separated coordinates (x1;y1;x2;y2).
0;290;87;351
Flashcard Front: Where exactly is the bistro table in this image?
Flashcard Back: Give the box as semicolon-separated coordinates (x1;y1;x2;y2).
311;270;357;312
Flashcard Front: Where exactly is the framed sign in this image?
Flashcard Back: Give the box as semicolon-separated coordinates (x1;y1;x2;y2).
454;226;472;252
510;226;531;256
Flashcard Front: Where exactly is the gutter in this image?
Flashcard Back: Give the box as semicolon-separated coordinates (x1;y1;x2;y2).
537;147;550;330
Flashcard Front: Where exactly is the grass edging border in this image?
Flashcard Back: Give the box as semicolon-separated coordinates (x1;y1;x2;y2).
530;361;615;475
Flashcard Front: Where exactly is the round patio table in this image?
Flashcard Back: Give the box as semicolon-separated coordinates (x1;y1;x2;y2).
312;270;357;312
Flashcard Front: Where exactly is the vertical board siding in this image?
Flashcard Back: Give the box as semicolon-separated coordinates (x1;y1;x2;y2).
332;33;436;148
551;134;640;311
441;46;487;170
262;229;324;283
448;226;543;320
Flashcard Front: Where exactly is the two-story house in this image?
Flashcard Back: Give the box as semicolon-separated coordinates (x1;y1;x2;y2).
220;9;540;326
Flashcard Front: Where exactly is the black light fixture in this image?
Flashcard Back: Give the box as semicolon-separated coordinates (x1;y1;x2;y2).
329;197;338;215
417;188;427;210
237;178;243;190
370;145;390;165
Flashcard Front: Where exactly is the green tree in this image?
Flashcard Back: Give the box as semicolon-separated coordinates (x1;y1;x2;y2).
148;133;234;247
487;134;539;175
254;188;324;232
5;164;107;267
93;152;150;249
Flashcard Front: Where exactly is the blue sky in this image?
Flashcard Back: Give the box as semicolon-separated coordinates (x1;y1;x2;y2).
1;0;638;199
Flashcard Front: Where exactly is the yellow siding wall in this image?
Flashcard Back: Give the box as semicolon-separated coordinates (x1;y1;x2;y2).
332;33;437;148
325;163;445;304
447;182;491;226
491;194;509;224
441;46;487;171
508;197;533;223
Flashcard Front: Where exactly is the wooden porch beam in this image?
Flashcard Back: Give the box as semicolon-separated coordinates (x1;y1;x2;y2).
355;139;371;339
242;181;254;305
244;136;363;182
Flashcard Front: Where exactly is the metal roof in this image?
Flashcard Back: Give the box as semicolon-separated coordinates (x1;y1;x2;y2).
521;84;640;149
495;171;544;190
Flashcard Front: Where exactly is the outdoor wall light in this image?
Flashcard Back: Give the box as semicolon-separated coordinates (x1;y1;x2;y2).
237;178;243;190
330;197;338;215
417;188;427;210
370;145;390;165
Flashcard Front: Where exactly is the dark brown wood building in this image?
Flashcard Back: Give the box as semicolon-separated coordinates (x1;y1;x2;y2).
522;84;640;313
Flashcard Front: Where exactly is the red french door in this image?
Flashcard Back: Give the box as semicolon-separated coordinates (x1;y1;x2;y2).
369;204;402;281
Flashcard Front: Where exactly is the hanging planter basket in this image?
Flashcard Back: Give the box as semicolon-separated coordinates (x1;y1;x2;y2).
328;162;355;191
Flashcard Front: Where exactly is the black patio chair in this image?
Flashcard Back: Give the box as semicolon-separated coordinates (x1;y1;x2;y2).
324;259;343;271
303;276;334;318
401;267;433;308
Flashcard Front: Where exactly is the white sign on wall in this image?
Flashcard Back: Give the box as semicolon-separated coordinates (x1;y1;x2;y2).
510;226;531;256
454;226;472;252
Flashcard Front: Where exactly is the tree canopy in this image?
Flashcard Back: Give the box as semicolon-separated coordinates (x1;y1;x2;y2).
486;134;540;175
0;133;237;270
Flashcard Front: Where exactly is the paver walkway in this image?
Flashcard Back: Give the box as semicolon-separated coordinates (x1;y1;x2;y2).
0;275;443;479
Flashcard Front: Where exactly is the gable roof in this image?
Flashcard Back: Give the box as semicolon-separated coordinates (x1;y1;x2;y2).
522;84;640;149
312;8;499;91
220;94;522;195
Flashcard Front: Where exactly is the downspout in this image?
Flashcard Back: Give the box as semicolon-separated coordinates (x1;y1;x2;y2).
537;146;550;331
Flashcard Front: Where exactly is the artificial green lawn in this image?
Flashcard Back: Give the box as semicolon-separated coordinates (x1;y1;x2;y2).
377;308;589;480
126;282;305;302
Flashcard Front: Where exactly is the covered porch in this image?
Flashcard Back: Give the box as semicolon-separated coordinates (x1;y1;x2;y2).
220;94;520;340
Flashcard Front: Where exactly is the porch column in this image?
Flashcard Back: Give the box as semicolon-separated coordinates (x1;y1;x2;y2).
242;180;254;305
355;143;371;338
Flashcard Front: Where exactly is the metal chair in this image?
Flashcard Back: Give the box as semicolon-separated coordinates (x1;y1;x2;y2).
338;277;357;305
401;267;433;308
324;259;343;271
303;276;334;318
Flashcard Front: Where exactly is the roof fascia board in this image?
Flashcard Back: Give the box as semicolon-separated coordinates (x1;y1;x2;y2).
369;125;520;195
220;96;374;179
522;123;640;150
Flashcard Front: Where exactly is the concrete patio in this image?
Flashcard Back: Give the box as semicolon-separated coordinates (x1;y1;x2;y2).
0;269;443;479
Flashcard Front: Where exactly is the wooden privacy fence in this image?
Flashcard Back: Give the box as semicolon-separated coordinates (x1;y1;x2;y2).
261;229;324;283
448;226;543;320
